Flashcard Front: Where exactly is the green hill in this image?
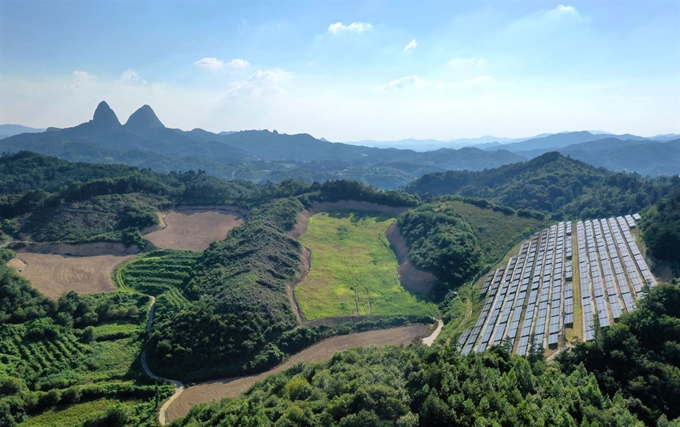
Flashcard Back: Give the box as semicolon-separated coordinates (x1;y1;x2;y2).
406;152;677;219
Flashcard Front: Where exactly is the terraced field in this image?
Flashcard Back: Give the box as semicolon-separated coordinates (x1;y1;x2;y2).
1;329;89;383
295;210;437;320
115;250;198;319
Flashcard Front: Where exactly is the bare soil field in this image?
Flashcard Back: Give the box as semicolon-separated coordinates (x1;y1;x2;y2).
6;258;26;272
385;222;438;295
166;324;429;422
12;252;135;299
144;208;244;251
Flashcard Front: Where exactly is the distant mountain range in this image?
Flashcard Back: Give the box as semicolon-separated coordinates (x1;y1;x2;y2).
1;102;678;188
0;124;45;140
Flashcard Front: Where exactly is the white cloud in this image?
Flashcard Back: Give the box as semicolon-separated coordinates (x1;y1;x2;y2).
117;69;141;83
555;4;578;15
375;75;424;92
447;56;485;70
402;39;417;54
328;22;372;34
223;68;294;100
72;70;97;83
194;57;225;72
70;70;98;91
226;58;250;69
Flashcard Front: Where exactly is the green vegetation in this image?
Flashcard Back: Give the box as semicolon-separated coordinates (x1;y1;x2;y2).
172;344;642;427
446;199;546;264
558;282;680;425
115;250;198;319
0;151;257;245
406;152;677;219
296;211;437;320
18;193;164;246
0;264;173;427
641;193;680;270
398;203;481;289
16;399;118;427
145;198;303;382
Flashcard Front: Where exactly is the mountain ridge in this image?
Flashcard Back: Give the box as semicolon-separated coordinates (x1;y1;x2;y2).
1;101;678;187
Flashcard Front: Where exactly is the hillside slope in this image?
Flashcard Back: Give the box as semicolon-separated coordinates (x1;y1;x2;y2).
406;152;676;219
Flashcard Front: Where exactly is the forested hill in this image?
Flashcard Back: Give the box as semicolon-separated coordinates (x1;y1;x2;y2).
405;152;680;219
0;151;258;245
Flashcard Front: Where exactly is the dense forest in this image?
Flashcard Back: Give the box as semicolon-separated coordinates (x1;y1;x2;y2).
397;203;481;289
641;193;680;270
406;152;680;219
558;282;680;425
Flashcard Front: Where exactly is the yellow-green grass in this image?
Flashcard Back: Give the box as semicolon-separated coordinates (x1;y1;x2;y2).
295;211;438;320
18;399;123;427
448;200;546;264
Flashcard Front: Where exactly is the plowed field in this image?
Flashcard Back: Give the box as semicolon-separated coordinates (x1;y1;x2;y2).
144;209;243;251
13;253;134;299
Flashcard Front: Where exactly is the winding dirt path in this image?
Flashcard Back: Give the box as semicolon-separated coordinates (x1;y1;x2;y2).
140;296;185;426
421;318;444;346
165;323;439;422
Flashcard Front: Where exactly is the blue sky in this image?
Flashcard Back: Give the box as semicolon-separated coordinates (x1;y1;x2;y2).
1;0;678;141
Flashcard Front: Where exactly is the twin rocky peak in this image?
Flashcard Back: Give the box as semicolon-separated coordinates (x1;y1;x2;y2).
92;101;165;132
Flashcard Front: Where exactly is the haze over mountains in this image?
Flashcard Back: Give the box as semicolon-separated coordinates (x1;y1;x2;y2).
2;101;678;189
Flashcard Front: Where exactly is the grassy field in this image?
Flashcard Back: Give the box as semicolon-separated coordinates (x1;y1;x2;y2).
296;211;438;320
448;200;546;264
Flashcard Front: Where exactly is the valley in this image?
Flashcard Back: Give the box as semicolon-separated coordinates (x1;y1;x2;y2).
0;150;678;427
295;210;437;320
3;2;680;424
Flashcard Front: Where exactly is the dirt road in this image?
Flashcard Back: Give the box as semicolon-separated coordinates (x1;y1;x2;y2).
421;318;444;346
165;323;430;422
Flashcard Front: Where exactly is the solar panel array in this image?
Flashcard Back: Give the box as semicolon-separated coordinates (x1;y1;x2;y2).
578;215;657;341
459;214;655;355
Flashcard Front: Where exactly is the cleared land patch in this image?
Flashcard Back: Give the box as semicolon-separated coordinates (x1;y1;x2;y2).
144;208;243;251
295;210;437;320
166;324;429;422
12;253;134;299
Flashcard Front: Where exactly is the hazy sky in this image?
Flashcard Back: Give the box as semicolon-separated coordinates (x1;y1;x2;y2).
1;0;679;141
